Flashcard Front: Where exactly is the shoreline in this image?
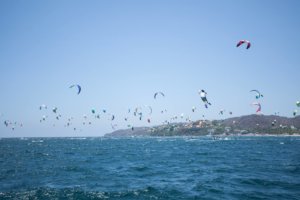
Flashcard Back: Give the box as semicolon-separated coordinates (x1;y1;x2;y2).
2;134;300;139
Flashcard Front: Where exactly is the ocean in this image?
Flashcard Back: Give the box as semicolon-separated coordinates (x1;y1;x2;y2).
0;136;299;199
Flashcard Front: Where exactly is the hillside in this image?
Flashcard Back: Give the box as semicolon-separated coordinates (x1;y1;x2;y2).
105;115;300;137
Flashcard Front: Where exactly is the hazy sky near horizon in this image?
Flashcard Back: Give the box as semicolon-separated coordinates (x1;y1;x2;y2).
1;0;300;137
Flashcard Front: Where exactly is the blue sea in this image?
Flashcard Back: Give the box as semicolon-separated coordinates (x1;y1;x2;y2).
0;136;299;199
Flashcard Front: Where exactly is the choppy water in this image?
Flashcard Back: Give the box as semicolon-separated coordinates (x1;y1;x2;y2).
0;136;299;199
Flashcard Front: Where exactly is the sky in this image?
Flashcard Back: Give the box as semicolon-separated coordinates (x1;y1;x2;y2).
0;0;300;137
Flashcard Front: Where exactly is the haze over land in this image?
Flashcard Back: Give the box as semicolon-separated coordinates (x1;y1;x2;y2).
106;114;300;137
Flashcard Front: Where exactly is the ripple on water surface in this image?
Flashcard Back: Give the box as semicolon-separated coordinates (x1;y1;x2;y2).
0;136;299;199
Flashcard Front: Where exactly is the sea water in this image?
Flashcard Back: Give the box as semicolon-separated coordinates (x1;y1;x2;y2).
0;136;299;199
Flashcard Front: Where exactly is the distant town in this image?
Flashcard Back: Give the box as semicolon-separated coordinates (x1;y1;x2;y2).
106;114;300;137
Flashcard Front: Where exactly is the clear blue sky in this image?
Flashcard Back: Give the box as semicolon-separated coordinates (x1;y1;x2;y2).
1;0;299;137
